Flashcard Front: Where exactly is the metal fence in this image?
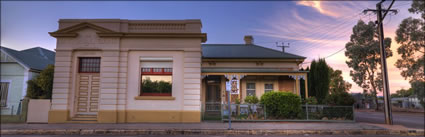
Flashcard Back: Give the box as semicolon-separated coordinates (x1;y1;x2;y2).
1;99;29;123
0;100;24;115
221;104;354;122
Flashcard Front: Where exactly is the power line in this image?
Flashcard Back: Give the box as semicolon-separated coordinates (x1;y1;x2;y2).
392;1;411;8
291;19;357;52
257;12;365;53
290;15;362;53
256;3;381;62
301;46;346;65
255;12;365;46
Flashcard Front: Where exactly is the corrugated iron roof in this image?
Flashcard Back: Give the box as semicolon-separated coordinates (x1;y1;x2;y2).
1;46;55;71
201;44;306;59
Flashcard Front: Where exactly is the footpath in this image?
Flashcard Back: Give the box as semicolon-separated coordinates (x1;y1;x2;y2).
1;122;424;136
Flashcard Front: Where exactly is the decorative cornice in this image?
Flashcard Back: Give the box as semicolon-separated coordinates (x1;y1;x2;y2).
49;33;78;37
49;22;117;38
50;23;207;42
97;32;207;42
57;22;116;33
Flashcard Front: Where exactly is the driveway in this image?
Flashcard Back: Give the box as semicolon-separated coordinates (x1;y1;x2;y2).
355;110;424;129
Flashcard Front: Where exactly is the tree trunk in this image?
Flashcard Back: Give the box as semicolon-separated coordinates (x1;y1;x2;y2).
370;80;379;111
374;95;379;111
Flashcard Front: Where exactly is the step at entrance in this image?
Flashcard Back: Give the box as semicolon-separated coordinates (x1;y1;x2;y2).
71;114;97;122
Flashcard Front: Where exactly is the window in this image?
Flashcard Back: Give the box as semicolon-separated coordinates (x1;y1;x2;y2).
246;83;256;96
79;57;101;73
265;83;274;93
0;82;9;107
140;58;173;96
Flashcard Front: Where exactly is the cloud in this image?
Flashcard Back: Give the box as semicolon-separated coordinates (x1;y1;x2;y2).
253;29;348;47
252;1;413;94
296;1;340;17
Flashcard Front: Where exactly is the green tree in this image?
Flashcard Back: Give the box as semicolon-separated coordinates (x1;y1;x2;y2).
395;0;424;83
324;92;355;106
308;61;317;98
308;59;330;104
329;68;352;94
411;81;425;107
26;65;54;99
394;0;424;108
345;20;393;110
391;88;414;98
299;67;308;100
408;0;425;20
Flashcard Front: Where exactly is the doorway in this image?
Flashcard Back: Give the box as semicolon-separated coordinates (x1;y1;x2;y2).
74;57;100;117
204;76;222;120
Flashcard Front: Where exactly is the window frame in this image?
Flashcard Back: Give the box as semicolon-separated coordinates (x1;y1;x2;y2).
264;83;274;93
246;82;256;96
140;67;173;96
78;57;101;73
0;82;10;107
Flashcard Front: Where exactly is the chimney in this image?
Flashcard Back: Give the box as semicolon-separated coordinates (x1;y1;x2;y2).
244;35;253;45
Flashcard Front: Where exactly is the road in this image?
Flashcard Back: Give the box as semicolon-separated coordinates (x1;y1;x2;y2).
1;135;417;137
355;110;425;129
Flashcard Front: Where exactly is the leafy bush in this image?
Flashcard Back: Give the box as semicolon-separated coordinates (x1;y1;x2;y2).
27;65;54;99
235;98;241;104
302;96;318;105
260;91;302;119
324;92;355;106
244;95;259;104
26;79;45;99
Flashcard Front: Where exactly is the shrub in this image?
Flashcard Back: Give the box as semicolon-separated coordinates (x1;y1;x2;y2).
324;92;355;106
260;91;302;119
26;65;54;99
302;96;318;105
235;98;241;104
26;79;44;99
244;95;259;104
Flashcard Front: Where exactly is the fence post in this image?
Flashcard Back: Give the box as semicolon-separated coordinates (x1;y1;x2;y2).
306;103;309;120
227;90;232;130
352;105;355;122
264;104;267;120
11;105;14;115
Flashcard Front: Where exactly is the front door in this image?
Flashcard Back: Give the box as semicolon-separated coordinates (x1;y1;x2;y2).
205;76;221;115
76;74;100;115
75;57;101;116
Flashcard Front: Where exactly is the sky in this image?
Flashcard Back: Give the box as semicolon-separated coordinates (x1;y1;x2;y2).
1;1;419;95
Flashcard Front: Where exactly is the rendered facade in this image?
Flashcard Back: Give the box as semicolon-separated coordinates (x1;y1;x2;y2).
48;19;308;123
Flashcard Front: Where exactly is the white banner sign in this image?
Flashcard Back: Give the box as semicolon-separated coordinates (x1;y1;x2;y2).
226;78;240;95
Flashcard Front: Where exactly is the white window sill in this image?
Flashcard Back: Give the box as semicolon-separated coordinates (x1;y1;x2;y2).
134;96;175;100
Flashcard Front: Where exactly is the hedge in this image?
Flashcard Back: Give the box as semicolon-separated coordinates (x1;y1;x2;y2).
260;91;302;119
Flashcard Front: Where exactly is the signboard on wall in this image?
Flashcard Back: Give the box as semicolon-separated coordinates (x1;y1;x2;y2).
226;78;240;95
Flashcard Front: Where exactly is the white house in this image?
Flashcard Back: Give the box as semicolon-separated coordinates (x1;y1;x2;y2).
0;47;55;115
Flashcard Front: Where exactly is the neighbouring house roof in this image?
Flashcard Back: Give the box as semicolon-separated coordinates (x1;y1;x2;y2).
201;44;306;59
1;46;55;71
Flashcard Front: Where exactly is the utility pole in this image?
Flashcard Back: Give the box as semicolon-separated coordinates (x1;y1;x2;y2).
363;0;397;125
276;42;290;53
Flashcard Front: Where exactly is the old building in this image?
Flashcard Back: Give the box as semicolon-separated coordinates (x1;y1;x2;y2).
48;19;308;123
